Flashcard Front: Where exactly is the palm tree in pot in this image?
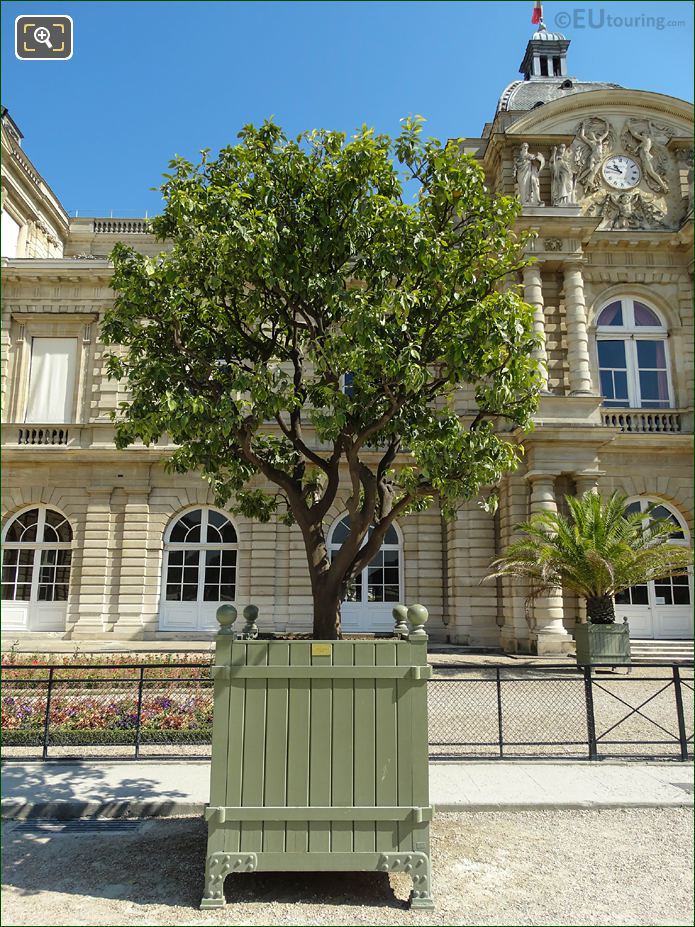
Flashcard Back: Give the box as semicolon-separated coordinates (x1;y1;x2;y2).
487;491;693;661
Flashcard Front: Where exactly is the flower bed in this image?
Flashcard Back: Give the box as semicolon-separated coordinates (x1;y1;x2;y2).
1;691;213;746
1;650;213;682
2;727;213;747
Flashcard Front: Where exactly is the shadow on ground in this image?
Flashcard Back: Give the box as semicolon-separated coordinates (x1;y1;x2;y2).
1;817;406;910
1;763;189;818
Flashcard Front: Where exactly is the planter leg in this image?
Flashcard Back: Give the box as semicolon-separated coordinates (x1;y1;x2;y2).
378;852;434;910
200;851;257;909
409;857;434;911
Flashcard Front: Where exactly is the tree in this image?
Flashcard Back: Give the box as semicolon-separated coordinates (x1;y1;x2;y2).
102;118;542;638
487;491;693;623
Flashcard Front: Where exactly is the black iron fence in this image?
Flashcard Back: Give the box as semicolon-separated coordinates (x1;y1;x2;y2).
427;663;693;760
1;662;692;762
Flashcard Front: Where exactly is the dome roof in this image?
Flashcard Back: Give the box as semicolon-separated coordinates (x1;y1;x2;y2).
531;24;566;41
497;78;623;113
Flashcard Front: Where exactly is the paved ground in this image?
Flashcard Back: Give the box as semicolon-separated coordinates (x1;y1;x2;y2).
2;809;693;925
2;760;692;819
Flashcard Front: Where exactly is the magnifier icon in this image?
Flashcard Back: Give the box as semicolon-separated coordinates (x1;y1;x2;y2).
33;26;53;48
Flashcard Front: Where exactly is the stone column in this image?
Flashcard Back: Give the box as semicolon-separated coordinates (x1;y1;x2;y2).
114;489;153;639
71;488;112;637
575;472;601;496
527;472;572;654
563;261;593;395
522;264;549;391
446;502;498;647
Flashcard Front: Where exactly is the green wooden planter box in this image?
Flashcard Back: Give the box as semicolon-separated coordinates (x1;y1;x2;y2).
201;605;434;910
574;620;632;666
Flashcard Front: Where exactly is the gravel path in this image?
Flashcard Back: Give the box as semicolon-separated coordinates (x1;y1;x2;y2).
2;809;692;926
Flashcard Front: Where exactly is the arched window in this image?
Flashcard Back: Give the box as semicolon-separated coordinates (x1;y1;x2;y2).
160;508;237;631
1;507;72;631
615;498;692;640
328;515;403;632
595;298;671;409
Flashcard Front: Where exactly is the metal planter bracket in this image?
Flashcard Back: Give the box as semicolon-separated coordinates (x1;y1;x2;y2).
378;852;434;910
201;852;258;909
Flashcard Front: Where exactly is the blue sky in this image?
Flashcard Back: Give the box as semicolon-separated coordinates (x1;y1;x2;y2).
2;0;692;217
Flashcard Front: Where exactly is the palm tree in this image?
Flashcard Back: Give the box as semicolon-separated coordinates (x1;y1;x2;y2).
487;491;693;624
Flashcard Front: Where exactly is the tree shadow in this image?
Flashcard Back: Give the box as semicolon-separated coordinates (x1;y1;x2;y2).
2;817;407;911
1;762;190;818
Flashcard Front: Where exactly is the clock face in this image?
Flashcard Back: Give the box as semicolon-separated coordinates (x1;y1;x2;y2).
602;156;641;190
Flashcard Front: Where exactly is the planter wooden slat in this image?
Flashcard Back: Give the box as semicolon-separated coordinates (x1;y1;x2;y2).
263;641;289;853
330;642;354;853
285;642;311;854
396;640;415;852
309;646;332;853
240;643;268;852
375;641;397;851
353;641;376;854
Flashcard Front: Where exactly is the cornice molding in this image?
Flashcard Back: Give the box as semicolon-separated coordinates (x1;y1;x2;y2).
506;89;694;137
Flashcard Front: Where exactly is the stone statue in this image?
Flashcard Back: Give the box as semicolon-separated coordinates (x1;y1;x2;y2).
600;190;667;230
549;144;577;206
576;118;611;192
603;192;637;230
622;119;669;193
681;148;694;213
514;143;545;206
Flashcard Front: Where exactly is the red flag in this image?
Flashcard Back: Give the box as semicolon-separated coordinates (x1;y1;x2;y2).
531;1;543;24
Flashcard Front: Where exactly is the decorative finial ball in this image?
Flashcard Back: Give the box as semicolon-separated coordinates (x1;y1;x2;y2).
243;604;259;621
393;604;409;637
392;604;409;623
407;604;429;628
216;604;238;628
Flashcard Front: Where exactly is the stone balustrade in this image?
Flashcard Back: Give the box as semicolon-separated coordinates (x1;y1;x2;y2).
92;219;151;234
602;409;683;434
16;425;71;446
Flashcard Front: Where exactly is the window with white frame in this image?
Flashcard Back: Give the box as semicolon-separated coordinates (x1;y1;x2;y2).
1;209;21;258
24;337;78;423
163;508;237;604
595;298;671;409
1;507;72;603
328;515;402;603
615;499;691;607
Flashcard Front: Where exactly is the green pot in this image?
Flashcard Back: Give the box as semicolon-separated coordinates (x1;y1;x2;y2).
201;633;434;910
574;620;631;666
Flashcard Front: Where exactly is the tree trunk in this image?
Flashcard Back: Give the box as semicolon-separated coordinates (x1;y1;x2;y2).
585;594;616;624
312;579;342;640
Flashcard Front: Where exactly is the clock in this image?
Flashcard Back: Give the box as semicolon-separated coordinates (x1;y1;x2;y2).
602;155;641;190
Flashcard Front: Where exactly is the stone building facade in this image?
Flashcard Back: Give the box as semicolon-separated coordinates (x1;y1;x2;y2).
1;27;693;650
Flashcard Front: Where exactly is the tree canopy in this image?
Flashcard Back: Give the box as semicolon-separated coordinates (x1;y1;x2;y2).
102;118;542;637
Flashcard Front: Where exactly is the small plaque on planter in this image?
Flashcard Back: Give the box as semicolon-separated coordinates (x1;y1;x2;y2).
311;643;332;657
